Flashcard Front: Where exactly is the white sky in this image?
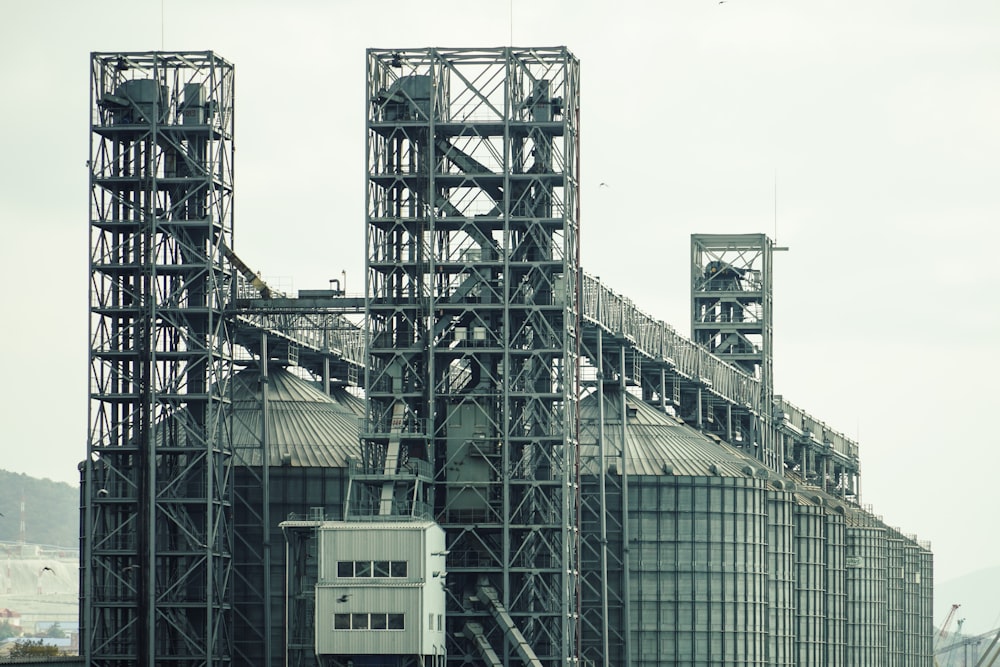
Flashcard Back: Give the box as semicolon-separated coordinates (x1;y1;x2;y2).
1;0;997;611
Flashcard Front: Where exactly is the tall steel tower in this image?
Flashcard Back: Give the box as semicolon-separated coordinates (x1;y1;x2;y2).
84;51;235;666
691;233;777;467
360;47;581;666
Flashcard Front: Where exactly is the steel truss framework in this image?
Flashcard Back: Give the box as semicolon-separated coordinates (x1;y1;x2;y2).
84;51;235;666
356;47;581;666
691;234;778;469
577;330;630;667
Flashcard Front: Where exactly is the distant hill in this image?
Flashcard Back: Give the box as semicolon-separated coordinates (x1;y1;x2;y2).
0;470;78;548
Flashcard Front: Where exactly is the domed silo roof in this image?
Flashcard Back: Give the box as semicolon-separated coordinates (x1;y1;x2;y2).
579;390;766;478
231;366;363;468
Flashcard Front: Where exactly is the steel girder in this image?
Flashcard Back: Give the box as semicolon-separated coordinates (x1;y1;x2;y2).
85;51;235;666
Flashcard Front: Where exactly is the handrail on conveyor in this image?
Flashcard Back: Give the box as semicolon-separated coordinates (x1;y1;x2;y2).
580;273;762;410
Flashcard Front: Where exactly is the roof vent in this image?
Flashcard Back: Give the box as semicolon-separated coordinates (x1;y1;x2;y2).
708;463;720;476
662;463;674;475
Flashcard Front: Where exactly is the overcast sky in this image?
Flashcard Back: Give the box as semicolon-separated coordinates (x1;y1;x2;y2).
1;0;997;617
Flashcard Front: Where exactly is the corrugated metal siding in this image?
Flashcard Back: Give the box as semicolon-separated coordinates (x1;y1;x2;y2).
580;390;933;666
580;392;764;478
629;475;769;666
768;489;796;666
315;586;424;655
887;533;906;667
793;503;827;664
231;367;361;468
846;517;888;666
314;522;446;657
918;549;934;664
826;507;848;665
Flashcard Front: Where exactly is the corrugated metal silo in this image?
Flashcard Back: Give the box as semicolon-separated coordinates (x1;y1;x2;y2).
230;366;362;666
825;499;848;665
918;546;934;663
902;538;920;666
845;509;888;666
581;393;770;666
792;494;827;664
887;531;906;666
766;480;795;666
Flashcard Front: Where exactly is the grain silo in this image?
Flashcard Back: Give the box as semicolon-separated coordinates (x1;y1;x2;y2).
231;366;363;665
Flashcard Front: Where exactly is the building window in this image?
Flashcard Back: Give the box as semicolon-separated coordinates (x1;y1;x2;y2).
333;613;405;630
336;560;408;578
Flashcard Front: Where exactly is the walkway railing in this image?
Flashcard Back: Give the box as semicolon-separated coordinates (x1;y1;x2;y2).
580;274;761;409
232;273;851;461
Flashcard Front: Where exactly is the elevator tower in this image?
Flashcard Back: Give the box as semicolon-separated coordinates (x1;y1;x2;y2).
84;51;235;666
359;47;581;666
691;233;777;467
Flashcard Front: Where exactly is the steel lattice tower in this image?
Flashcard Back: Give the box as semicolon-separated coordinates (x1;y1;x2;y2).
84;51;235;666
691;233;777;467
359;47;581;666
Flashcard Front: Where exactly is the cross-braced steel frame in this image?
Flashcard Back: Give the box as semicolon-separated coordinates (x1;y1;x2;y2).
359;47;581;667
691;234;777;469
84;51;235;666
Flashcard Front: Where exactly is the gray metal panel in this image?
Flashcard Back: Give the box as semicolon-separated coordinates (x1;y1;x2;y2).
918;548;934;664
826;506;848;665
316;586;425;656
902;539;920;667
793;503;827;665
845;511;888;666
314;521;446;657
767;490;795;666
231;367;361;468
580;392;767;478
629;475;769;666
886;533;905;666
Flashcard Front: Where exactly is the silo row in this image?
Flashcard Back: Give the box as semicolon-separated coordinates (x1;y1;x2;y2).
222;369;933;666
579;392;933;666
